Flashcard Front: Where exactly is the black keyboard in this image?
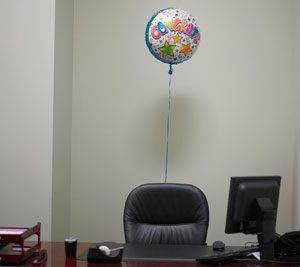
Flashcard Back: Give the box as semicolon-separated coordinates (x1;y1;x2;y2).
196;246;259;263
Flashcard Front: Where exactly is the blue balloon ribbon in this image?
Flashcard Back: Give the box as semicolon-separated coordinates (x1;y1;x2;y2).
164;64;173;183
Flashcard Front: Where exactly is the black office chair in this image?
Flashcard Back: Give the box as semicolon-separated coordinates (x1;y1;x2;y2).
123;183;209;245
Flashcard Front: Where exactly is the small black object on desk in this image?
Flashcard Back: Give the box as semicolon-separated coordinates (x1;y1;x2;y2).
64;237;77;258
212;240;225;251
87;242;123;264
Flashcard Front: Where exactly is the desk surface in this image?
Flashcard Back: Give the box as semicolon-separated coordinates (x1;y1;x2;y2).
10;242;295;267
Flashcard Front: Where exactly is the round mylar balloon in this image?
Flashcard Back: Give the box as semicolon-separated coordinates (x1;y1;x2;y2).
145;8;200;65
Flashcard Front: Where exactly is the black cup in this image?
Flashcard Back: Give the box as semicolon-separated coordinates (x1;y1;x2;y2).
64;237;77;258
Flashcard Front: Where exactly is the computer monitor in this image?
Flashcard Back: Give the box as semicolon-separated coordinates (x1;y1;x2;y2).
225;176;281;260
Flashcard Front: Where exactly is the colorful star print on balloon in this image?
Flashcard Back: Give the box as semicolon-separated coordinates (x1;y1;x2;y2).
173;34;181;44
145;8;200;65
160;41;176;57
181;44;192;56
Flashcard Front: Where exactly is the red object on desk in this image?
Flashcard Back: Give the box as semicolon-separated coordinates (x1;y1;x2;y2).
0;222;46;266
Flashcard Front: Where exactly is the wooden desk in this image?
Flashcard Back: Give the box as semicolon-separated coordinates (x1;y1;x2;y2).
14;242;294;267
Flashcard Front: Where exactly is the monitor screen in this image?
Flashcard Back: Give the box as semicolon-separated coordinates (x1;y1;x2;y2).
224;176;281;260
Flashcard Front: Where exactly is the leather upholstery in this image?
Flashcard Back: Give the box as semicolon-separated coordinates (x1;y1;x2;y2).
123;183;209;245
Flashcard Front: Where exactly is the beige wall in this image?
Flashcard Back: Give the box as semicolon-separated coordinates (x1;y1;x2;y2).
0;0;55;240
71;0;294;245
52;0;74;241
294;0;300;228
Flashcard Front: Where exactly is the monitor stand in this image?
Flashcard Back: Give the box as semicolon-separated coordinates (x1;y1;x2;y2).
255;198;276;260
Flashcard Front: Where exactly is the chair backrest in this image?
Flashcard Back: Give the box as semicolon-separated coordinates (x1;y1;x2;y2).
123;183;209;245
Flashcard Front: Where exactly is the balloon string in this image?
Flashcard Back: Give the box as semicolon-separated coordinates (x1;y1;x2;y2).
164;64;173;183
